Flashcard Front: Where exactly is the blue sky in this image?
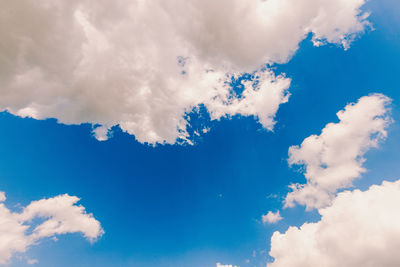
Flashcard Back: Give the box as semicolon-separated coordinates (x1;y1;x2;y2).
1;0;400;266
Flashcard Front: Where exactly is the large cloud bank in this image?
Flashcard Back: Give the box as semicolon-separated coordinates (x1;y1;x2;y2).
0;193;103;265
0;0;369;144
268;179;400;267
285;94;391;210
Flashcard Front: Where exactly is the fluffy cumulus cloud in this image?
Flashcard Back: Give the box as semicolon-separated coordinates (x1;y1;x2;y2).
268;179;400;267
284;94;391;210
0;192;103;265
0;0;370;144
262;211;283;224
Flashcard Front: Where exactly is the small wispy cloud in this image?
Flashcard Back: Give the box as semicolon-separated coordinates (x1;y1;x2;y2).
262;211;283;224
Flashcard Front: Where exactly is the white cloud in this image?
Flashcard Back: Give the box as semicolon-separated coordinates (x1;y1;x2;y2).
27;259;38;265
262;211;283;224
0;0;369;144
0;193;103;265
268;179;400;267
216;263;238;267
284;94;391;210
0;193;5;202
92;125;110;142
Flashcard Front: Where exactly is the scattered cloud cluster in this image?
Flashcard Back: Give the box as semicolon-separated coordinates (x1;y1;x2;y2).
0;193;103;265
2;1;389;266
285;94;391;210
266;93;398;267
262;211;283;224
0;0;370;144
268;180;400;267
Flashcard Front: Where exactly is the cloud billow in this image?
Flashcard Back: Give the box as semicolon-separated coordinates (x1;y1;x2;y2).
0;193;103;265
285;94;392;210
0;0;370;144
269;180;400;267
267;93;398;267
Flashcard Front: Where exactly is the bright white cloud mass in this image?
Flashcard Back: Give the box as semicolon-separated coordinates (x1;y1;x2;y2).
0;192;103;265
0;0;370;144
268;179;400;267
285;94;392;210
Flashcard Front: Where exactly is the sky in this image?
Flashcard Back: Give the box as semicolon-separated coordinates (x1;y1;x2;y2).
0;0;399;266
